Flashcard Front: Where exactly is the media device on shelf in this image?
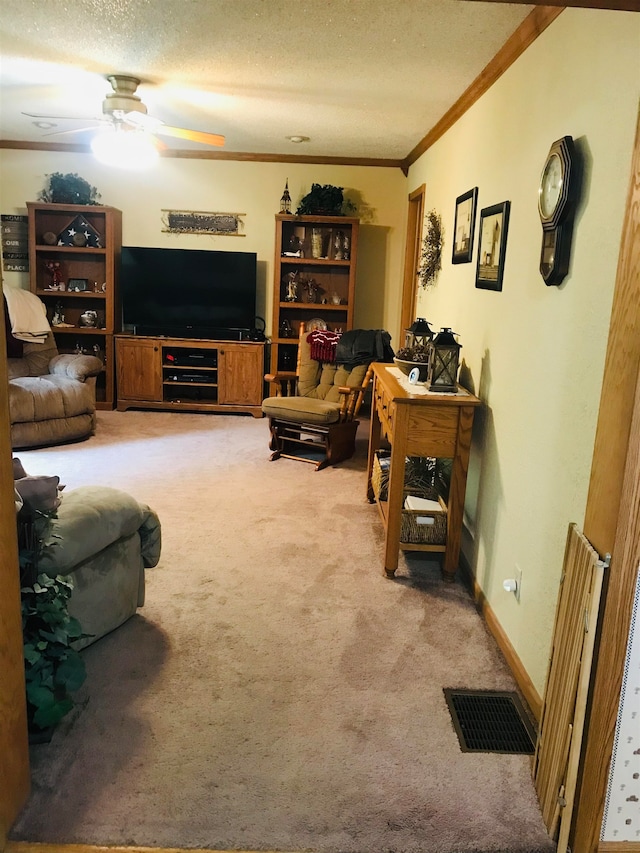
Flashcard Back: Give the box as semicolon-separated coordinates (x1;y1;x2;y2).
120;246;257;340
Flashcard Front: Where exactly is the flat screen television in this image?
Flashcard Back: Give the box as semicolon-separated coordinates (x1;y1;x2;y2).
120;246;257;339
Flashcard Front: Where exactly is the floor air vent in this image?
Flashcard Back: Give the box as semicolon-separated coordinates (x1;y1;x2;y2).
444;689;536;754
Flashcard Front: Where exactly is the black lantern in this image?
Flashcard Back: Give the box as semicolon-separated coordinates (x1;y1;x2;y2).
280;179;292;214
427;328;461;392
404;317;434;353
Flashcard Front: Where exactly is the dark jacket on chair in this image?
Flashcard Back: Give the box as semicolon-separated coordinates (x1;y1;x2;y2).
335;329;395;370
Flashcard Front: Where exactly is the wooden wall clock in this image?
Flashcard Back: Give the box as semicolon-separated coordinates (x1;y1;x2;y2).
538;135;581;286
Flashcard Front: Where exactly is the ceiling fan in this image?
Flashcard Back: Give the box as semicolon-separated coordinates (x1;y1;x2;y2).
23;73;225;148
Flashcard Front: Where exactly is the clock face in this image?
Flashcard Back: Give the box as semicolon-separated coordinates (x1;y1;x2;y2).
539;152;563;219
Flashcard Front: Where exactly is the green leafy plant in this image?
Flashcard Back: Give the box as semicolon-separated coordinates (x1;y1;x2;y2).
296;183;356;216
16;495;87;736
21;573;87;733
418;209;443;289
38;172;101;206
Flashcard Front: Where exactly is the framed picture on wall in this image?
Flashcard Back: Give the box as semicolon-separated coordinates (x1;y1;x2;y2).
452;187;478;264
475;201;511;291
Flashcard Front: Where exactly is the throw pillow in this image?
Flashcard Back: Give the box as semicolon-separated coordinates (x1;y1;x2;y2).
12;457;28;479
14;475;63;513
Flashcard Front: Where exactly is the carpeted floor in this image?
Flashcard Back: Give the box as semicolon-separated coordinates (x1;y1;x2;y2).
10;410;554;853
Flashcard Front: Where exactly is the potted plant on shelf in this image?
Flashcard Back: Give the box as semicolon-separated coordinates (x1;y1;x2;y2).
38;172;101;206
296;183;356;216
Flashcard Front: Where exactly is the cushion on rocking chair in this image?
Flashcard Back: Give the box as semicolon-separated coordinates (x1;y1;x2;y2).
261;395;341;426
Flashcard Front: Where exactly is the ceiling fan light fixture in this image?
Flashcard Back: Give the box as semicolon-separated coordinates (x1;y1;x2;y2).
91;126;159;170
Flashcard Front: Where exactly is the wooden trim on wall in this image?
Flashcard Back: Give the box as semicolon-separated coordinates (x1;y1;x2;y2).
574;373;640;848
599;844;640;853
399;185;426;345
0;280;30;845
5;845;287;853
583;108;640;555
464;0;639;10
402;6;564;171
572;103;640;853
0;140;403;170
459;560;543;721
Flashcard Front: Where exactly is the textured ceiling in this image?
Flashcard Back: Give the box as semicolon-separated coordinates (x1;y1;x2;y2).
0;0;534;161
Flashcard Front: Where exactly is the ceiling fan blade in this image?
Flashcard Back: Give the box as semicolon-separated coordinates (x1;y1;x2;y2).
156;125;225;147
122;111;160;131
43;125;101;137
22;111;100;122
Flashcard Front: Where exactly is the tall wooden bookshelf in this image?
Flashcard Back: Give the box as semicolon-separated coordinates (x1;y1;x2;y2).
27;202;122;409
270;214;359;383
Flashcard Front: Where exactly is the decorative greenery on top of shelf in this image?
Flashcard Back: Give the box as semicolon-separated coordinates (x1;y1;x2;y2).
296;183;356;216
38;172;102;206
418;209;444;289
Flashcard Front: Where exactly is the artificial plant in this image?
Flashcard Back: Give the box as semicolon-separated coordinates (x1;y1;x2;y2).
17;489;87;736
296;183;356;216
21;573;87;733
38;172;101;206
418;209;443;289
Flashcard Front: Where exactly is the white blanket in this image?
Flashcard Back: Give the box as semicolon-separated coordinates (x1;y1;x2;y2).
3;287;51;343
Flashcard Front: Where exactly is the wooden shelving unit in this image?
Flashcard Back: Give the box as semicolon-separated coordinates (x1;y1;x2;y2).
269;214;359;385
27;202;122;409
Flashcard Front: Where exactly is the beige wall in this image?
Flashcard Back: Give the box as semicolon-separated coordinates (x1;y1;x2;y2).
0;154;406;340
407;8;640;692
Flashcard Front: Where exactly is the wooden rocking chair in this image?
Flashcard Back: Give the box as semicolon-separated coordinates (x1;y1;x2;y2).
262;325;375;470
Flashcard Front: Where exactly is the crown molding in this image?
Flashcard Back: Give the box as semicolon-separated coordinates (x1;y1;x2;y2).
0;139;403;170
464;0;638;10
401;6;564;171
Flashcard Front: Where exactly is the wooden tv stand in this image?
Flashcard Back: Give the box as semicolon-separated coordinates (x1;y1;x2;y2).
115;335;265;417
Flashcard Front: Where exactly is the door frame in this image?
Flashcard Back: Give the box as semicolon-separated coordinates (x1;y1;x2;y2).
571;104;640;852
399;184;426;343
0;279;30;846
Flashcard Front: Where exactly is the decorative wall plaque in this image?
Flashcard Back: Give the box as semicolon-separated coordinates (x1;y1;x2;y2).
161;210;245;236
1;214;29;271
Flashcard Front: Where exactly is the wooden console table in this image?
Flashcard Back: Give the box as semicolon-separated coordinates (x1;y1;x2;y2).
366;363;481;581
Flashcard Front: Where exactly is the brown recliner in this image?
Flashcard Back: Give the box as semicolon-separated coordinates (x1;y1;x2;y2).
8;331;103;449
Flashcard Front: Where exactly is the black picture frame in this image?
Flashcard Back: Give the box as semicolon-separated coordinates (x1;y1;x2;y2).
67;278;88;292
452;187;478;264
475;201;511;292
